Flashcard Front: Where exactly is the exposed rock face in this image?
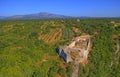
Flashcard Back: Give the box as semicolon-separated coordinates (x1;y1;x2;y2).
58;35;91;77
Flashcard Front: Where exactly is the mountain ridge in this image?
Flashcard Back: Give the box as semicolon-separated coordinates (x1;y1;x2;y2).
1;12;119;20
1;12;72;20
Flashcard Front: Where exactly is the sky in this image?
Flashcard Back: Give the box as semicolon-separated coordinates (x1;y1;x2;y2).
0;0;120;17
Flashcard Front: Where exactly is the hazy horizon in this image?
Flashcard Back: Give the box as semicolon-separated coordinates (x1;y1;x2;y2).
0;0;120;17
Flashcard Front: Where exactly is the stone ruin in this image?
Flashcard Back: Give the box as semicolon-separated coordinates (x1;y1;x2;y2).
58;35;91;66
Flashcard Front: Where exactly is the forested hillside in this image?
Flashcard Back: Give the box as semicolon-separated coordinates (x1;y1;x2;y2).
0;18;120;77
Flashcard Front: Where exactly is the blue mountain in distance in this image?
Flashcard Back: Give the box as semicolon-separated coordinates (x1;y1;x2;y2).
2;12;72;20
1;12;118;20
0;16;6;19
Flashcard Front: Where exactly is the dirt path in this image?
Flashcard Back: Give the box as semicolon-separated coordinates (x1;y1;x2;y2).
115;39;120;54
110;38;120;67
72;60;79;77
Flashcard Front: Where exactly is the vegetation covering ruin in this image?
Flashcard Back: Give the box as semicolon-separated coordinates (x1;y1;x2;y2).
0;18;120;77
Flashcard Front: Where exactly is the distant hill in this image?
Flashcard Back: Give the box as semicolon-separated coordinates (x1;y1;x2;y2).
1;12;71;20
0;16;6;19
0;13;119;20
